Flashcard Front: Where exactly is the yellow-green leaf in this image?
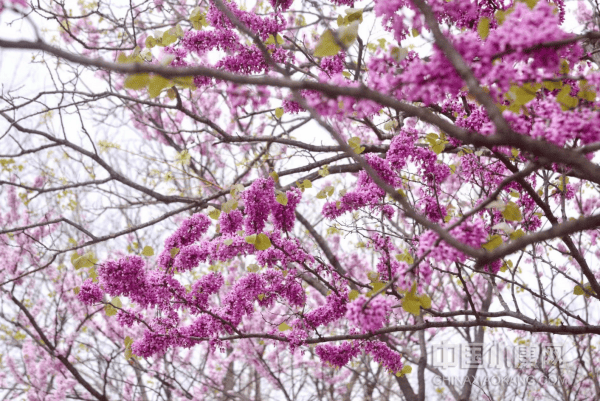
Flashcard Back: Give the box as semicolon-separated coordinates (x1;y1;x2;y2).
112;297;122;308
105;304;117;317
314;29;340;57
145;36;157;49
510;229;525;240
556;85;579;110
124;74;150;90
141;246;154;256
482;235;503;251
124;336;133;348
207;206;221;220
278;322;291;331
574;285;585;296
72;251;98;270
418;294;432;309
276;192;288;205
148;75;171;98
274;107;284;119
254;233;272;251
502;201;523;222
391;47;408;62
73;286;80;295
402;299;421;315
477;18;490;40
170;247;180;258
245;234;257;244
270;171;279;182
348;289;360;301
221;199;238;213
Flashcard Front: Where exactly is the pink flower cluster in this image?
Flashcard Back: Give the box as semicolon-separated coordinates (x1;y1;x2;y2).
346;295;392;332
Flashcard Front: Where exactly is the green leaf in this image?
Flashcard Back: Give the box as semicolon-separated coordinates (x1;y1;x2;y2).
124;74;150;90
482;235;503;251
254;233;272;251
314;29;341;57
348;290;360;301
230;184;245;197
73;286;80;295
161;30;178;46
72;251;98;270
278;322;291;331
396;364;412;377
124;336;133;348
142;246;154;256
224;238;234;246
556;85;579;110
502;201;523;222
265;34;284;45
344;8;363;24
245;234;257;244
247;264;260;272
112;297;122;308
402;299;421;316
395;251;414;265
367;271;380;282
578;80;596;102
432;143;446;154
148;75;171;98
190;7;208;30
274;107;284;119
170;247;180;258
221;199;238;213
477;17;490;40
418;294;432;309
270;171;279;182
276;192;288;206
207;206;221;220
348;136;361;148
318;165;330;177
338;20;359;47
105;304;117;317
145;36;157;49
574;285;585;296
510;229;525;240
391;47;408;62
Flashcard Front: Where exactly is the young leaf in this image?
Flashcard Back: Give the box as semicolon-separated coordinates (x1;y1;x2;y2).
124;74;150;90
278;322;292;331
402;299;421;316
112;297;122;308
509;229;525;240
207;206;221;220
348;290;360;301
254;233;272;251
142;246;154;256
276;192;288;206
245;234;257;244
482;235;503;251
502;202;523;222
274;107;284;119
105;304;118;317
314;29;341;57
477;17;490;40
